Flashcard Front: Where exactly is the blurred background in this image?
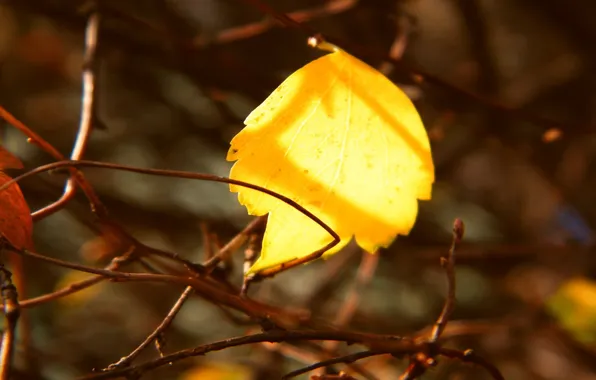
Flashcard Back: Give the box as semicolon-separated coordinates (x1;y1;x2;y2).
1;0;596;379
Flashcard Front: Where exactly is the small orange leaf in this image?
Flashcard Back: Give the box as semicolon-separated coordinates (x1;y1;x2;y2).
0;146;24;170
0;172;33;250
542;128;562;143
180;362;252;380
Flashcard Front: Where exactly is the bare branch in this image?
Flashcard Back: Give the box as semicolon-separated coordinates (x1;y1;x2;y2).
33;9;102;220
78;331;412;380
19;247;136;309
430;218;464;342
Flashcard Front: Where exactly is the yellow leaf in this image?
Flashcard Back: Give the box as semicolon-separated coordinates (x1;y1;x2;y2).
228;44;434;274
547;277;596;344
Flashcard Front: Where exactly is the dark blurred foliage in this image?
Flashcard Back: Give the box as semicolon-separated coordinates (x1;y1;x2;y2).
1;0;596;379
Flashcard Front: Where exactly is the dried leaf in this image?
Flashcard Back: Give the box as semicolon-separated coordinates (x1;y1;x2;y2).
0;145;23;170
0;172;33;250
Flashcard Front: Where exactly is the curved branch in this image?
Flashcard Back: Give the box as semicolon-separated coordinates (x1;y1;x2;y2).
0;160;340;277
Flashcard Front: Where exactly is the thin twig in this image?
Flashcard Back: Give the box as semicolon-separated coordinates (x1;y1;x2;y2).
0;108;105;220
33;10;102;220
430;218;464;342
282;350;384;379
399;218;465;380
97;220;205;276
78;331;413;380
0;264;20;380
18;247;136;309
204;216;266;270
107;286;194;369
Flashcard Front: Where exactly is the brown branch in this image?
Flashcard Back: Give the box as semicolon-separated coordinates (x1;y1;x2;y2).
33;9;102;220
0;264;19;380
399;218;465;380
430;218;464;342
78;330;413;380
96;220;206;276
0;108;105;220
6;231;503;380
7;244;311;329
0;10;107;222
